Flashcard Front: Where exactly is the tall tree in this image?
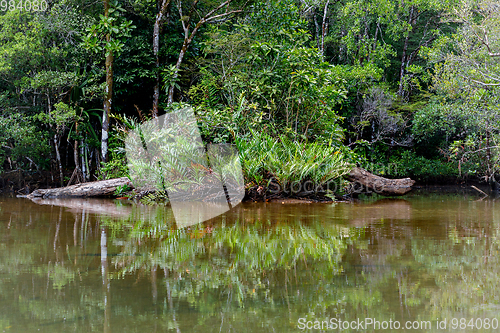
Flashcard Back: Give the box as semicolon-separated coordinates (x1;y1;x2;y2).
83;1;134;162
102;0;113;163
152;0;172;118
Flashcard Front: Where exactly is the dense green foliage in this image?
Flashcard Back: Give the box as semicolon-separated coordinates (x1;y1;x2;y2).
0;0;498;190
236;130;351;192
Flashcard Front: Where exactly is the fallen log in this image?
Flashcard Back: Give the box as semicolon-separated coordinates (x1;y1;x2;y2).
20;177;133;199
345;167;415;196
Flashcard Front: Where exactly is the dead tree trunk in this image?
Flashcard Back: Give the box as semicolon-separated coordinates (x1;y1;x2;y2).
22;177;133;199
345;167;415;196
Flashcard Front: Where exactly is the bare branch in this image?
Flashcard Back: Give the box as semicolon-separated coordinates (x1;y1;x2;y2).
188;0;237;44
470;79;500;86
469;26;500;57
472;65;500;82
462;145;500;157
205;10;243;23
298;0;314;13
200;0;233;22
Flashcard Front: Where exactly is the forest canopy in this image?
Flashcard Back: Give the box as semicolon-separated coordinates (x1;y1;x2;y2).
0;0;498;192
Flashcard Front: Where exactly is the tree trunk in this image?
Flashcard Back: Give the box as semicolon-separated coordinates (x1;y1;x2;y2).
320;0;330;57
54;134;64;187
398;5;414;97
73;122;82;184
81;139;89;182
102;0;113;163
47;92;64;187
152;0;172;118
370;21;379;62
23;177;133;199
74;140;81;179
345;167;415;196
167;43;187;105
486;130;491;175
314;13;320;50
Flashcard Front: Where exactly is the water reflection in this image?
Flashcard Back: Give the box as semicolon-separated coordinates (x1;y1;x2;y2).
29;197;133;217
337;198;413;227
0;195;499;332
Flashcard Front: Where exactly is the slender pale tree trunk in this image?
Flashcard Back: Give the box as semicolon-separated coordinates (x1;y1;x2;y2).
54;134;64;187
486;129;492;175
152;0;172;118
47;93;64;186
102;0;113;163
81;139;88;181
398;5;414;97
314;14;320;50
320;0;330;57
71;122;82;184
370;22;379;62
167;44;187;105
73;139;82;182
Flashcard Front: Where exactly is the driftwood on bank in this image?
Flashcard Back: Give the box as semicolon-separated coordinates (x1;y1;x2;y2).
20;177;133;199
345;167;415;196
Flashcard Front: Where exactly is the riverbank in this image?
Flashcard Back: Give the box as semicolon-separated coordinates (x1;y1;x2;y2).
2;168;493;202
10;178;494;205
15;167;416;203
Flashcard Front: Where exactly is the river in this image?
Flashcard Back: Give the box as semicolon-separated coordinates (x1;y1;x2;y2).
1;190;499;332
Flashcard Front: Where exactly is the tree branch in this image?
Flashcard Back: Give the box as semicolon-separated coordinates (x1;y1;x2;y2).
188;0;237;43
205;9;242;23
470;78;500;86
470;26;500;57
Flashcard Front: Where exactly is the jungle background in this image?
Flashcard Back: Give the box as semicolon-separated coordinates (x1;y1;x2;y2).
0;0;499;194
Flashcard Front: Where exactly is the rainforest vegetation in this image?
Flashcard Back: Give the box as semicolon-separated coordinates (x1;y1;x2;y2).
0;0;499;195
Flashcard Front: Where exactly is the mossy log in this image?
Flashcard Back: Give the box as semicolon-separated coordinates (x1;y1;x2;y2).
20;177;133;199
345;167;415;196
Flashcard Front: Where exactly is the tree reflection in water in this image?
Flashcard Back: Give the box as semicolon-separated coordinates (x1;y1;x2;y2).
0;196;500;332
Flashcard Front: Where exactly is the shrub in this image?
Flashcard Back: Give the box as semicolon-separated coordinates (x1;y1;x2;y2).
379;150;458;180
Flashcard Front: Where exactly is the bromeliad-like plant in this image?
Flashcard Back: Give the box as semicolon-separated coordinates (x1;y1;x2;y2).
235;130;353;194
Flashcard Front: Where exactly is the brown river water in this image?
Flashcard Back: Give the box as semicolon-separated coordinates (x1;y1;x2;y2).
1;190;499;332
